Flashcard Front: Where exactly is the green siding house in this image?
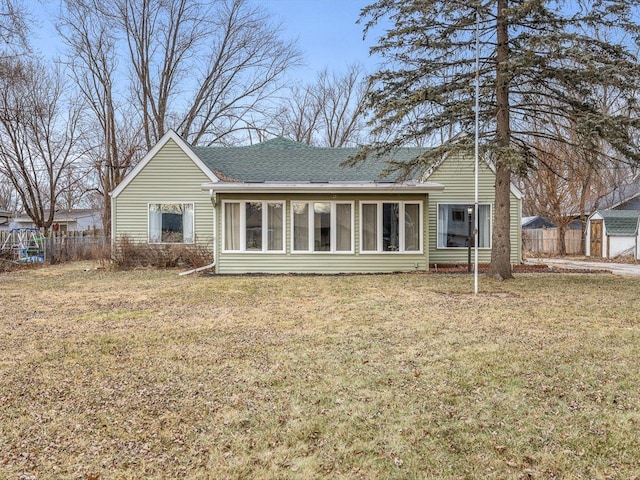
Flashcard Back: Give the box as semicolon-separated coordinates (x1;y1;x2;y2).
111;130;522;273
425;153;522;266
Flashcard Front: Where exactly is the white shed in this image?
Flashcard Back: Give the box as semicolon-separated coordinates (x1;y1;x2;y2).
587;210;640;259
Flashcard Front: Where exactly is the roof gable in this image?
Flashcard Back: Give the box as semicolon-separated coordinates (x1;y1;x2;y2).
423;151;523;200
111;130;219;198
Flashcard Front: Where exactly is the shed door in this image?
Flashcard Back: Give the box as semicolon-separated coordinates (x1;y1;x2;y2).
590;219;603;258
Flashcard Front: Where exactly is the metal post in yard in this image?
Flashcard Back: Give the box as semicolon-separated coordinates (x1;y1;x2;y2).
467;206;473;273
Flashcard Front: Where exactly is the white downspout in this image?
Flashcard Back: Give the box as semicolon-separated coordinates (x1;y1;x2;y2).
179;189;217;276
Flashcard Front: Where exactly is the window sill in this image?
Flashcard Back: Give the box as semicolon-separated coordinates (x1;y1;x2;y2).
290;251;355;254
436;246;491;250
360;251;424;254
222;250;286;254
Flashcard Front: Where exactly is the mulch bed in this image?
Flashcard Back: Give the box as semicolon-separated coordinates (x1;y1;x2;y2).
430;263;607;274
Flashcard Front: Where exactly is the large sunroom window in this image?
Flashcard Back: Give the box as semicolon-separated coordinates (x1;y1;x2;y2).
360;202;422;253
437;204;491;248
148;203;194;243
292;201;353;252
223;201;284;252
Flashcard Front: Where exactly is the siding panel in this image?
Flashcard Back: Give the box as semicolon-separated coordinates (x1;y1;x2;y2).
113;139;215;248
427;154;522;265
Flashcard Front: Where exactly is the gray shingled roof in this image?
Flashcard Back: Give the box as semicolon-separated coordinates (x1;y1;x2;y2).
598;209;640;235
189;137;428;182
599;178;640;210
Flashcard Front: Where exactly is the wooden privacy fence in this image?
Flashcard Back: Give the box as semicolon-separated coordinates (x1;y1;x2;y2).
47;232;109;262
522;228;583;255
0;229;109;263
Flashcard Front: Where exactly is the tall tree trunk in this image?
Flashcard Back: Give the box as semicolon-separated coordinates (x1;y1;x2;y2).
558;224;567;256
487;0;514;280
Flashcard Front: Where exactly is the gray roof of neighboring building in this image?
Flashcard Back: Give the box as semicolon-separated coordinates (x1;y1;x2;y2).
0;208;10;225
598;209;640;235
190;137;429;182
600;177;640;210
521;216;555;229
12;209;100;223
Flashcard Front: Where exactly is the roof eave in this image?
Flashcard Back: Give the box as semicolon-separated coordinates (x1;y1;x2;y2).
201;181;445;195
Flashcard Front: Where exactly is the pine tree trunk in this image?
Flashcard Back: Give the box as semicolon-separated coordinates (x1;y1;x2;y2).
487;0;514;280
488;161;513;279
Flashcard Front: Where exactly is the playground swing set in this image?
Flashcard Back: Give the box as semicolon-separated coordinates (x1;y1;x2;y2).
0;228;46;263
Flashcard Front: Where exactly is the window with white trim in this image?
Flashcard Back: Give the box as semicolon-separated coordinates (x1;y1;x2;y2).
148;203;194;244
360;201;422;253
223;201;285;252
291;201;353;252
437;204;491;248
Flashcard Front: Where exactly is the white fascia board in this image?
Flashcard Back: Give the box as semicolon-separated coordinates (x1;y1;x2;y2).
201;181;445;195
111;130;219;199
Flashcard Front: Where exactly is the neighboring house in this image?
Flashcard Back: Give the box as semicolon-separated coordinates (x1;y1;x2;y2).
0;208;11;230
10;209;103;233
111;130;523;274
522;216;555;230
0;208;11;224
586;210;640;259
599;176;640;211
521;215;582;230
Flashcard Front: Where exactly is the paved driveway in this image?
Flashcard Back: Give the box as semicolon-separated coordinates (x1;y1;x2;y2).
526;258;640;277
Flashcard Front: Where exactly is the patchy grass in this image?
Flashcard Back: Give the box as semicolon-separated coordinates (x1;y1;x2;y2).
1;263;640;479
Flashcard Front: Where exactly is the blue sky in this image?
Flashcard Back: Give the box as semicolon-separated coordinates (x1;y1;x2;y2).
264;0;379;80
30;0;380;85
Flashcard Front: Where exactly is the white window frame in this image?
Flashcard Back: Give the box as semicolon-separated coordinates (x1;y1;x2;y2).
359;201;423;254
436;202;492;249
148;202;195;244
221;200;286;253
290;201;355;254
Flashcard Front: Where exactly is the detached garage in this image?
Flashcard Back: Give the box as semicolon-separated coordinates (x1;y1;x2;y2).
587;210;640;259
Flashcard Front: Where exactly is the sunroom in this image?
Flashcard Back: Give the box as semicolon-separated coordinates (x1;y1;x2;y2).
202;181;444;274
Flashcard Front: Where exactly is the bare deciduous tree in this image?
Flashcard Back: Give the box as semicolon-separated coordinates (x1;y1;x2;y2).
272;64;370;147
0;59;86;232
0;0;28;53
58;0;301;233
59;0;143;236
0;174;16;211
273;85;323;145
106;0;301;148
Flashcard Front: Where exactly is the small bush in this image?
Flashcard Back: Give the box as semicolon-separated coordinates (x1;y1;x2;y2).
112;236;212;270
0;252;15;272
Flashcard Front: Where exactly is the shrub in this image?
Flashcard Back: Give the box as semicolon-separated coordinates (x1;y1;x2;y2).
112;236;212;270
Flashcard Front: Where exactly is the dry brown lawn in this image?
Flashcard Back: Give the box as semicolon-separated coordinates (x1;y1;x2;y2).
1;262;639;479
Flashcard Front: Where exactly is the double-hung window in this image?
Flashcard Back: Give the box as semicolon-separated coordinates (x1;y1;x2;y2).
360;202;422;253
292;201;353;253
148;203;194;243
437;204;491;248
223;201;285;252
